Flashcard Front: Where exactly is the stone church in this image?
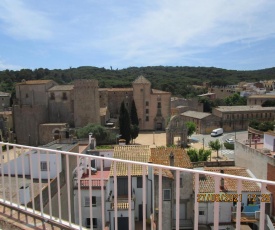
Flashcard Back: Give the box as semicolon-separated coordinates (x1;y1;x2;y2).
13;76;171;146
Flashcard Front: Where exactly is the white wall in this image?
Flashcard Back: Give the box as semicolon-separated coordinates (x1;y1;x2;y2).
2;150;62;179
264;133;275;151
74;189;107;229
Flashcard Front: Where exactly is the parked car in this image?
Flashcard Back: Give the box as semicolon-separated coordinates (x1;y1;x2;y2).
225;138;234;144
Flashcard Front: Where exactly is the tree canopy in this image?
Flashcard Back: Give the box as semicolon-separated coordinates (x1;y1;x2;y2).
119;102;131;144
186;121;196;137
187;148;211;162
208;139;222;158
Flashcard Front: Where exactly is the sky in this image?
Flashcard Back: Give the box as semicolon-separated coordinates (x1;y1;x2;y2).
0;0;275;71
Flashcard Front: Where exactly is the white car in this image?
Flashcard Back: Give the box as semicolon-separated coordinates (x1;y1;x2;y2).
225;138;234;144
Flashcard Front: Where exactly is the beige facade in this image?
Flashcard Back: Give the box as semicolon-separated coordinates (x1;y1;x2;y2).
99;88;133;119
212;105;275;132
208;85;238;99
0;92;11;111
13;79;100;145
181;111;221;134
133;76;171;131
247;94;275;106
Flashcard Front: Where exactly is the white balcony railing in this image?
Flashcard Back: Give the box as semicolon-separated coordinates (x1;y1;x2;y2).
0;142;275;230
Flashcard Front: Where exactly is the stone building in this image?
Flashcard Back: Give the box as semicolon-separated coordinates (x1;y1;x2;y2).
212;105;275;132
0;91;11;111
133;76;171;131
99;76;171;131
13;79;100;146
247;94;275;106
99;88;133;119
181;111;220;134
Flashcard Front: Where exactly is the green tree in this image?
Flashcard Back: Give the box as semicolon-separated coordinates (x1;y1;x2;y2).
119;101;131;144
187;148;211;162
186;121;196;136
208;139;222;158
76;123;115;143
198;149;211;161
130;100;139;125
262;100;275;107
130;100;139;141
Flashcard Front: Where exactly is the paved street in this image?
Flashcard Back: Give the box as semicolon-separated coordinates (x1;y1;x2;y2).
191;131;248;160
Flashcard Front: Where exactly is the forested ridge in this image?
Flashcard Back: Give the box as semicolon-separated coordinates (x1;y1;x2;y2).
1;66;275;98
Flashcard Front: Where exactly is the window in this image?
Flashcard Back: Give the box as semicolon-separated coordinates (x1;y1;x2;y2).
146;116;149;121
146;109;149;114
140;89;143;92
40;161;48;171
146;101;149;106
62;92;67;100
137;177;142;188
84;196;96;207
157;102;161;108
86;218;97;228
163;189;171;201
26;93;29;98
118;178;129;196
199;211;205;215
50;93;55;100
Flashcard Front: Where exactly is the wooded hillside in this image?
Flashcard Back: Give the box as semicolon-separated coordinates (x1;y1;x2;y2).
1;66;275;98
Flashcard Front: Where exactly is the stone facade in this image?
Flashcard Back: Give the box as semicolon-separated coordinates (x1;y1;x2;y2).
247;94;275;106
212;105;275;132
133;76;171;131
181;111;221;134
13;80;100;145
74;79;100;127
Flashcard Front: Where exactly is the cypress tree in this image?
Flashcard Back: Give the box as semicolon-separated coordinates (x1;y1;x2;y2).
119;101;131;144
130;100;139;126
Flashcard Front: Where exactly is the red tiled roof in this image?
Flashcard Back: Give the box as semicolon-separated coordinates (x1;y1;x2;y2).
197;167;261;193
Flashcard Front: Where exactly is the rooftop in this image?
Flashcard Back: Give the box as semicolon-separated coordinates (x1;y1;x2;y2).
214;105;275;112
17;80;54;85
198;167;261;193
152;89;171;94
98;88;133;92
182;111;212;119
48;85;74;91
110;145;151;177
133;75;151;84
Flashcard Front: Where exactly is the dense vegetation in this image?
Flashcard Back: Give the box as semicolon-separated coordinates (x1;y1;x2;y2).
76;123;116;144
249;120;275;132
187;148;211;162
199;93;247;112
1;66;275;100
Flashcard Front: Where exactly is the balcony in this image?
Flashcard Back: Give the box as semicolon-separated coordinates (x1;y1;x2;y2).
0;142;275;230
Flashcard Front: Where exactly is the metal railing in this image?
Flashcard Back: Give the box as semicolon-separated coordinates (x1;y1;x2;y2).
0;142;275;230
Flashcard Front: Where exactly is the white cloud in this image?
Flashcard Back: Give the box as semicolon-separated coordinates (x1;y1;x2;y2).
0;59;22;70
0;0;53;40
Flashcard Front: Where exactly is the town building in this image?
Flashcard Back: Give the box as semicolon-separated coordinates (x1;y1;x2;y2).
0;91;11;111
197;167;263;228
13;79;100;145
181;111;220;134
212;105;275;132
247;94;275;106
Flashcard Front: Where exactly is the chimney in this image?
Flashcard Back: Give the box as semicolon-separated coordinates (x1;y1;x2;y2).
169;152;174;166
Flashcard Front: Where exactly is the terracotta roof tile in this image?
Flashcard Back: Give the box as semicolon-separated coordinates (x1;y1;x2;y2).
110;145;151;177
197;167;261;193
133;75;151;84
17;80;54;85
151;147;193;179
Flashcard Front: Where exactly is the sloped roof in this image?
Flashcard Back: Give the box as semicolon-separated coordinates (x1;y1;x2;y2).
98;88;133;92
152;89;170;94
48;85;74;91
151;147;193;179
214;105;275;112
133;75;151;84
17;80;54;85
198;167;261;193
110;145;151;177
181;111;212;119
